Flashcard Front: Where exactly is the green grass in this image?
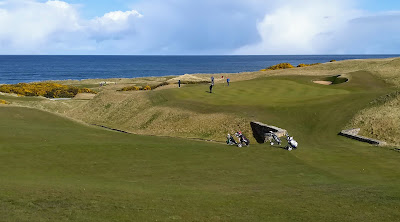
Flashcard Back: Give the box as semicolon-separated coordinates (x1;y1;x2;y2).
173;78;350;106
0;94;45;103
1;71;400;221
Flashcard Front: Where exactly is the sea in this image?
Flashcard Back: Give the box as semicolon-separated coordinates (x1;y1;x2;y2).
0;55;399;84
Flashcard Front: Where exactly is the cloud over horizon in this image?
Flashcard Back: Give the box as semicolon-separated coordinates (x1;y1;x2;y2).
0;0;399;54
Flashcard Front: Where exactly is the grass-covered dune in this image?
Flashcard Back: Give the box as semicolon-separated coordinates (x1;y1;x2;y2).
1;107;400;221
1;57;400;220
3;57;400;144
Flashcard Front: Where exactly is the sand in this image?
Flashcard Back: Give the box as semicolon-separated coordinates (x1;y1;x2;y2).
313;81;332;85
167;74;210;83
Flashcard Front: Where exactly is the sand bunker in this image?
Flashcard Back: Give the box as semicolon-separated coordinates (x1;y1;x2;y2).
313;81;332;85
168;74;209;83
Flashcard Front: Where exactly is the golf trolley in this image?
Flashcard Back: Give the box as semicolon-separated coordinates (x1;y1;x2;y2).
265;131;298;151
265;131;282;145
285;133;298;151
226;134;238;145
227;132;250;147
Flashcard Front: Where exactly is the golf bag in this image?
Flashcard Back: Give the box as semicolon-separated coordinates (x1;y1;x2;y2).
285;133;298;151
235;131;250;147
265;131;282;145
226;134;237;145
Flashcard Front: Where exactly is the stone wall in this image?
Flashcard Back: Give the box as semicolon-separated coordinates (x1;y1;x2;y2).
338;128;387;146
250;121;287;144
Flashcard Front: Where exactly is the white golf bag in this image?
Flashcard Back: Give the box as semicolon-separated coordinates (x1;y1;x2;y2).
285;134;298;151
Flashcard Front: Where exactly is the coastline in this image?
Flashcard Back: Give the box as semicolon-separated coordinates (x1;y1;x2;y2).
2;55;400;85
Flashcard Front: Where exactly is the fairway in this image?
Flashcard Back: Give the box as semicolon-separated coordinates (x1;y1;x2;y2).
1;71;400;221
1;84;400;222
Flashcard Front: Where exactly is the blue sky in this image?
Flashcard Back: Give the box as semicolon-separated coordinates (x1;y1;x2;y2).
48;0;400;18
36;0;400;15
0;0;400;55
361;0;400;12
43;0;136;18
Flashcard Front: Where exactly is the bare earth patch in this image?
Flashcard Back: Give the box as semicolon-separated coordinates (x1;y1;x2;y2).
73;93;97;100
313;80;332;85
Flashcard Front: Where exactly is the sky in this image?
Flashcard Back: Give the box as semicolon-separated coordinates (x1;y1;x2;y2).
0;0;399;55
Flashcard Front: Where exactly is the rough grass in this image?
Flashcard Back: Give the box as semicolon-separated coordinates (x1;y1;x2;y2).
348;92;400;145
1;107;400;221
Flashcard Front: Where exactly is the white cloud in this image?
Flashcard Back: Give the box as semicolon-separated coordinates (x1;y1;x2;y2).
89;10;142;42
0;0;399;54
91;10;142;33
235;0;362;54
0;0;142;54
0;0;82;53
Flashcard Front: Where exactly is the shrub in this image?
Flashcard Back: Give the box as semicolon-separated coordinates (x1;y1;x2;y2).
0;83;97;98
0;99;9;104
330;60;336;62
119;81;173;92
260;63;294;71
150;82;169;89
119;86;140;91
297;63;321;67
181;80;210;84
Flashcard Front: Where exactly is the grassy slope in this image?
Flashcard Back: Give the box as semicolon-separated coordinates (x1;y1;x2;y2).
3;57;400;144
348;91;400;145
1;68;400;221
54;75;347;141
1;107;400;222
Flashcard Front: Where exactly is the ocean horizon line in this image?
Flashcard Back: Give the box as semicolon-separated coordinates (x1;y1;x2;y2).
1;54;400;56
1;54;399;84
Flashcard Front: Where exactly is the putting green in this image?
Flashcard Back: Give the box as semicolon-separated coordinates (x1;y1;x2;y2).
172;78;350;106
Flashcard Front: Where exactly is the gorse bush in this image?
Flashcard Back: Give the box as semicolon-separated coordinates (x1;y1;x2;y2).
0;83;97;98
119;85;152;92
119;86;140;91
0;99;9;104
260;63;294;71
119;83;168;92
297;63;321;67
330;60;337;62
260;61;335;71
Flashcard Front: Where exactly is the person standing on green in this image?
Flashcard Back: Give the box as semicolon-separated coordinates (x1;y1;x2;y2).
178;79;181;88
227;78;230;86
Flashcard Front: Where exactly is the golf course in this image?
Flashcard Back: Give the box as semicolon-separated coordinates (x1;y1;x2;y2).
1;58;400;221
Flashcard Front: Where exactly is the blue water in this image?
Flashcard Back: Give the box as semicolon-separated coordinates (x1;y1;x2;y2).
0;55;399;84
